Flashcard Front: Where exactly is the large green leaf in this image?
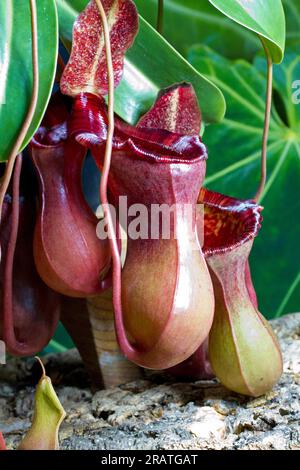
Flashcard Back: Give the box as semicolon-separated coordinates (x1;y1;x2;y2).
134;0;260;60
136;1;297;62
208;0;286;63
0;0;58;162
55;0;225;125
190;46;300;318
284;0;300;50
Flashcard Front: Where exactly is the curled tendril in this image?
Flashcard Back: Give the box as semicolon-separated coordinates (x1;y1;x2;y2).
0;0;39;258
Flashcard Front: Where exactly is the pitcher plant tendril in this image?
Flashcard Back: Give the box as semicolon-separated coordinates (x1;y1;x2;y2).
0;0;39;247
254;41;273;202
94;0;138;362
94;0;124;350
35;356;46;379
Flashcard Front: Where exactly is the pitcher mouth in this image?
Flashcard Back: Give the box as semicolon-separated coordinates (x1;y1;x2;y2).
69;92;208;165
199;188;263;257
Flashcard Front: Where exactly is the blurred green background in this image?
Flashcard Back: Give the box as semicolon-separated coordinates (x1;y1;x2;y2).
46;0;300;354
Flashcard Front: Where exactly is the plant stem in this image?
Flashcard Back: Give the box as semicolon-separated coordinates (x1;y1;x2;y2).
254;43;273;203
35;356;46;378
94;1;137;360
157;0;164;34
94;0;122;317
0;0;39;244
3;155;22;349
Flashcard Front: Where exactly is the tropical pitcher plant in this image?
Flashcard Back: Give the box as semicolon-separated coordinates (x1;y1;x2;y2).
0;0;288;449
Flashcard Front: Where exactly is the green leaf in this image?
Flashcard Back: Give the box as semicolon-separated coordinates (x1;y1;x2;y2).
0;0;58;162
18;360;66;450
190;46;300;318
284;0;300;50
56;0;225;125
135;1;297;63
208;0;286;63
134;0;260;60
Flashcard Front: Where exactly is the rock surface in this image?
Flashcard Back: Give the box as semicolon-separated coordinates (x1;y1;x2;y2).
1;314;300;450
